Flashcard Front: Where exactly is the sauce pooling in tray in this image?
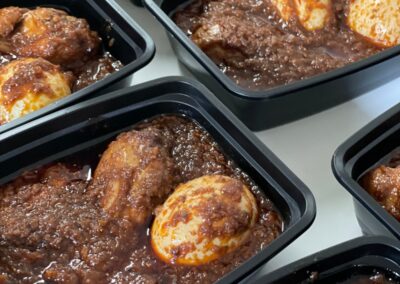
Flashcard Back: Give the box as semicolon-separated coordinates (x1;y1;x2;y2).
301;270;398;283
0;115;282;283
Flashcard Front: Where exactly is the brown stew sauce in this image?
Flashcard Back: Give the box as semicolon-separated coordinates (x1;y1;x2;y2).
0;115;283;284
0;51;122;93
174;0;385;90
0;6;123;94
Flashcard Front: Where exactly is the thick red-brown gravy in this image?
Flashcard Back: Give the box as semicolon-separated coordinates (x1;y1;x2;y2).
0;115;282;283
174;0;386;90
0;6;123;93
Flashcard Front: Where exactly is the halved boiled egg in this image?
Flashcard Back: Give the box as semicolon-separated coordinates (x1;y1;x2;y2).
151;175;258;266
271;0;332;31
0;58;73;124
348;0;400;47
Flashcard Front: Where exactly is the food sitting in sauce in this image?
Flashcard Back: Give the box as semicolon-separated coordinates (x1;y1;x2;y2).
151;175;258;265
6;7;100;68
91;127;175;225
348;0;400;47
0;115;282;283
174;0;399;90
271;0;333;31
0;6;123;125
0;58;73;124
361;165;400;221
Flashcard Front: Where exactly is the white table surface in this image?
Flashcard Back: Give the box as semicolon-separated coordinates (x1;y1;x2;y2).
119;0;400;280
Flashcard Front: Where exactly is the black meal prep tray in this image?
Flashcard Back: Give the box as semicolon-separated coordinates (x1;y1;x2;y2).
333;102;400;239
0;77;316;284
251;236;400;283
132;0;145;7
0;0;155;134
143;0;400;131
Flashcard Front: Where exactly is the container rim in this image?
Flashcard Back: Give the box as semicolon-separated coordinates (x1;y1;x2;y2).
332;102;400;239
0;76;316;284
256;236;400;283
1;75;317;231
0;0;155;134
143;0;400;100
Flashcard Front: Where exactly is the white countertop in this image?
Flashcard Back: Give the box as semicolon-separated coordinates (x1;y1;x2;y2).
120;0;400;279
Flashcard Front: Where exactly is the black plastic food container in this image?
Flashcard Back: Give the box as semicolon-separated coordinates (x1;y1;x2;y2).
0;0;155;134
0;77;316;284
252;237;400;283
143;0;400;130
132;0;144;7
333;103;400;239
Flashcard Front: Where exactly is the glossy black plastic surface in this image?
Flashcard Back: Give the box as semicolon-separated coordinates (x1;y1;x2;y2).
144;0;400;130
0;77;316;284
254;237;400;283
132;0;144;7
0;0;155;134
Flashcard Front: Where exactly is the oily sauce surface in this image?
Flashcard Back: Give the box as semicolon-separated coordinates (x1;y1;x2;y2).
301;271;399;284
0;115;282;284
0;50;122;94
0;6;123;93
360;149;400;221
174;0;384;90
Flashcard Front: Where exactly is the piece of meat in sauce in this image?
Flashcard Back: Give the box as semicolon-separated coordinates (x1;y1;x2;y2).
0;116;283;284
174;0;385;90
361;165;400;220
0;7;27;55
0;7;27;39
0;125;180;283
0;163;156;283
0;6;123;125
9;7;101;69
91;127;176;226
